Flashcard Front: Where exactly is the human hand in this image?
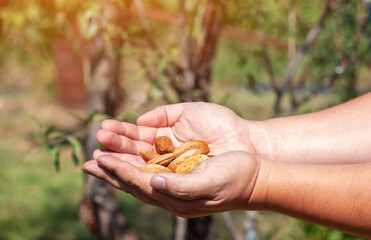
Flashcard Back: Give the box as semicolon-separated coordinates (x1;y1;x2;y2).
83;150;261;218
93;102;257;161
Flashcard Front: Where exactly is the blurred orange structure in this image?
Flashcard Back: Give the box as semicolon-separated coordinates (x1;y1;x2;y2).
52;39;86;108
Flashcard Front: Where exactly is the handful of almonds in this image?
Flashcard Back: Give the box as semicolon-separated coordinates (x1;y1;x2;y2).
138;136;212;174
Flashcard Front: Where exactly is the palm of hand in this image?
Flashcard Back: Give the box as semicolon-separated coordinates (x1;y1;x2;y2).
156;103;255;155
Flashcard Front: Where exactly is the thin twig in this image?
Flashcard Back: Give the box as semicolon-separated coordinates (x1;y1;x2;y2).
48;130;86;146
261;38;278;92
178;0;197;101
273;0;336;116
135;51;174;103
178;0;190;70
281;0;333;91
221;212;244;240
133;0;149;29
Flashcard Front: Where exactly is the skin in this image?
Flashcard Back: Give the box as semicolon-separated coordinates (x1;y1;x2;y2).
83;92;371;238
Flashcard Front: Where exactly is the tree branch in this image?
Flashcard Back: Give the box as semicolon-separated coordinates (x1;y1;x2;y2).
178;0;196;101
261;38;278;92
286;4;370;115
273;0;337;116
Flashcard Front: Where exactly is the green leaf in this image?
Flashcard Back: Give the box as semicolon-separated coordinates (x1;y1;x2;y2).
30;133;43;144
48;146;60;172
26;146;45;161
118;110;139;124
44;125;55;138
99;143;107;150
49;131;66;139
66;136;83;166
72;152;80;166
91;114;110;123
83;113;110;126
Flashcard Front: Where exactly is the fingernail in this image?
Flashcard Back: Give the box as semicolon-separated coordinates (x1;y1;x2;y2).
151;176;166;190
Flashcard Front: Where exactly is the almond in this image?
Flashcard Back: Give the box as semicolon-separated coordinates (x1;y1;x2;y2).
168;149;203;172
138;164;174;173
173;140;210;157
175;154;209;174
154;136;174;154
139;151;160;161
146;152;177;166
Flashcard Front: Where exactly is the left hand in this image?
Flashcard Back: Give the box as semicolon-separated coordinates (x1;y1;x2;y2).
82;151;261;218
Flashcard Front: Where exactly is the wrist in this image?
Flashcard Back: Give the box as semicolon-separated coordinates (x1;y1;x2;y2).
244;119;273;160
245;158;271;210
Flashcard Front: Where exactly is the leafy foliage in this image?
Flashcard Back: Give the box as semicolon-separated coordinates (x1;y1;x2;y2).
28;113;109;172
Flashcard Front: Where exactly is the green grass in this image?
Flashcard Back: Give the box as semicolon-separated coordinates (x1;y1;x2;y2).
0;146;93;240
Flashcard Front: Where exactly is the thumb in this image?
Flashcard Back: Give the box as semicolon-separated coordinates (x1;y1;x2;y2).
150;172;216;200
136;103;187;127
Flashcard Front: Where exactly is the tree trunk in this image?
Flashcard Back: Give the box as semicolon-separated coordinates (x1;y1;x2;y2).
81;123;139;240
172;215;214;240
79;1;139;239
172;1;221;239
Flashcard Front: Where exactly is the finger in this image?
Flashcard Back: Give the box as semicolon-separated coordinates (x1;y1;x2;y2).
149;171;218;200
93;149;145;165
83;160;131;190
101;119;157;144
136;103;188;127
96;129;154;154
96;155;156;191
95;155;196;203
82;160;165;208
148;153;229;200
91;156;222;214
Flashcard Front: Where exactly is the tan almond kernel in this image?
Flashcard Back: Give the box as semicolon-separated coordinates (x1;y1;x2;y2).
140;151;160;161
139;164;174;173
146;152;176;166
155;136;174;154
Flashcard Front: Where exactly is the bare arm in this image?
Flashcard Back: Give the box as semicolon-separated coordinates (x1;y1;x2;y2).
250;92;371;164
250;160;371;238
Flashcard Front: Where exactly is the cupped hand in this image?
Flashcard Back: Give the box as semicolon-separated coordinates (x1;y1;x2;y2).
93;102;257;160
82;151;261;218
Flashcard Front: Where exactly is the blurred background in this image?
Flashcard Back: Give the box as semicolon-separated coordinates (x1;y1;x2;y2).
0;0;370;239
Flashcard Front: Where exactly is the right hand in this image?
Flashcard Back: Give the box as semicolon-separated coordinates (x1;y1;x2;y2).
93;102;258;161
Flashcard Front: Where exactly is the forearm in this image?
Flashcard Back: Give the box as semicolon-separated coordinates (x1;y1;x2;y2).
249;92;371;164
249;160;371;238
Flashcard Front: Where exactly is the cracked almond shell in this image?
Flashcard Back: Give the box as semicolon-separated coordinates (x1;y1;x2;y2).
173;140;210;157
175;154;209;174
168;149;203;172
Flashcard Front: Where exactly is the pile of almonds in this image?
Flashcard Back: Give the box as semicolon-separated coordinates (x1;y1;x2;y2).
138;136;212;174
